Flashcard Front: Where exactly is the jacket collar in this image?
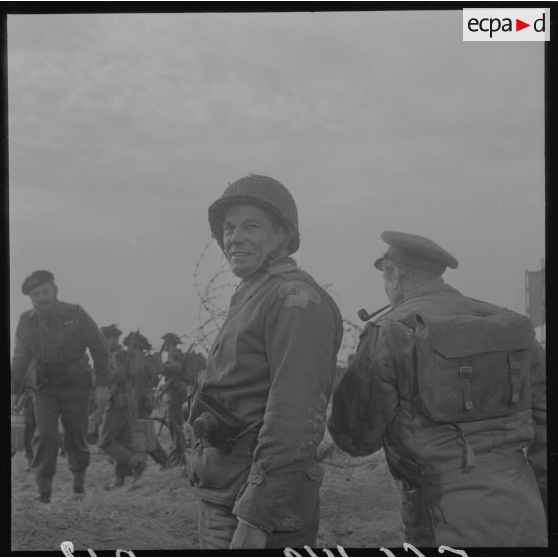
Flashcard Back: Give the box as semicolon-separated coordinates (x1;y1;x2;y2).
266;255;298;276
392;278;461;310
30;300;65;320
237;256;297;287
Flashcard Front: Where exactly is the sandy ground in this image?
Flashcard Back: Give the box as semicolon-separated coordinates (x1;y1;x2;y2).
11;433;402;553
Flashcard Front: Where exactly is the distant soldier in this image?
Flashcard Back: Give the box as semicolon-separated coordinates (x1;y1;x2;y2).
98;325;145;489
124;331;169;468
187;174;343;549
11;270;110;503
158;332;189;466
328;231;547;547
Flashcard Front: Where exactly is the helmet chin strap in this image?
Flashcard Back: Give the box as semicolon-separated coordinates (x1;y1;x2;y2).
260;231;293;270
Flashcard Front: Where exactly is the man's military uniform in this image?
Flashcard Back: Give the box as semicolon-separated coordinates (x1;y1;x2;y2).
187;175;344;549
122;332;169;467
98;325;144;486
188;257;343;548
159;333;190;465
11;272;109;499
328;232;547;547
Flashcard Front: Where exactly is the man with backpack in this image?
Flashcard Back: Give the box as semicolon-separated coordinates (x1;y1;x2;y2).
328;231;547;547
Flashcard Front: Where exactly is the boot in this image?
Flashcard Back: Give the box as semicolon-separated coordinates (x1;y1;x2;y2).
73;470;86;495
130;454;146;482
38;491;51;504
104;474;125;491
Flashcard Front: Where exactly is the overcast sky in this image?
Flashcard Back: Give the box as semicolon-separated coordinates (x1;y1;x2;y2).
8;11;545;356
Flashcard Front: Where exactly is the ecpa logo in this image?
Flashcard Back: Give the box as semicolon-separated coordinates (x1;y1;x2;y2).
463;9;550;41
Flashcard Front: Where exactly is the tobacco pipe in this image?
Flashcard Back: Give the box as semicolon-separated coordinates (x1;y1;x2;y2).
357;304;391;322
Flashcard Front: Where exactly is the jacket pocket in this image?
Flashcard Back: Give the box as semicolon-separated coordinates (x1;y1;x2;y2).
233;461;325;532
186;443;251;503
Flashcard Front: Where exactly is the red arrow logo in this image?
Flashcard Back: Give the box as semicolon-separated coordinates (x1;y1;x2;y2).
516;19;530;31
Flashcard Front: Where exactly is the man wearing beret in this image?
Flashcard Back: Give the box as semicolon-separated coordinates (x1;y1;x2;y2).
186;174;343;549
11;270;110;503
328;232;547;547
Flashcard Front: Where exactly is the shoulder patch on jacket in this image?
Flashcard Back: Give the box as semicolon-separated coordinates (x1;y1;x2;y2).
278;280;322;309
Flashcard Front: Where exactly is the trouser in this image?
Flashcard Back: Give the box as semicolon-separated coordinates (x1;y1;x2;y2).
32;386;91;493
23;396;36;461
149;440;169;465
137;401;169;466
99;397;135;478
197;498;320;550
168;394;186;454
396;453;548;547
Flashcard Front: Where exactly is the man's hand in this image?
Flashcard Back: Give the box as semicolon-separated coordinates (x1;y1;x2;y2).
229;519;268;549
11;394;19;413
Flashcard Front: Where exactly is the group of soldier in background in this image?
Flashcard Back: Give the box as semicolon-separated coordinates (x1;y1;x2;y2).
11;282;205;501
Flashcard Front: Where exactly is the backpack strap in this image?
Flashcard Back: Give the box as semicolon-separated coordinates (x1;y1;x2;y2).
458;365;474;412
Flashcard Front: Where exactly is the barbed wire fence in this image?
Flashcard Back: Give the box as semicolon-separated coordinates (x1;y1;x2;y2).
185;238;363;364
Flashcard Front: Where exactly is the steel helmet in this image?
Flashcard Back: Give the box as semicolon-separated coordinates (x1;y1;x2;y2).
162;332;182;345
208;174;300;254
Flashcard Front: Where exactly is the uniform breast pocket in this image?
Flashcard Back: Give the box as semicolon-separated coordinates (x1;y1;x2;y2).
61;319;82;345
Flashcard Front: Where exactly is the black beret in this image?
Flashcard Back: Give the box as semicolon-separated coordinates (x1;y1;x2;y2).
374;231;458;274
22;270;55;295
101;324;122;338
162;332;182;345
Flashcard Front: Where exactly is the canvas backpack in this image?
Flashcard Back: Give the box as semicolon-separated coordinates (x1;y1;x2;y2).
397;310;535;423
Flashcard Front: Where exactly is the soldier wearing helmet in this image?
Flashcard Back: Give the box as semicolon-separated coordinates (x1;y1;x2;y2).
157;332;190;466
98;324;146;489
328;231;547;547
186;174;343;549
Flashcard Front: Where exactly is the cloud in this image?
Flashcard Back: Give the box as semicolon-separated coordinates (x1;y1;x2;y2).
8;11;544;348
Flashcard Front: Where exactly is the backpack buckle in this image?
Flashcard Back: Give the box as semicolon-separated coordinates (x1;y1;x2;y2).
459;366;473;410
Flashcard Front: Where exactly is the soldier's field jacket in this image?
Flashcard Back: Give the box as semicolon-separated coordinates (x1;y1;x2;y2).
11;300;109;394
328;279;547;546
187;257;343;533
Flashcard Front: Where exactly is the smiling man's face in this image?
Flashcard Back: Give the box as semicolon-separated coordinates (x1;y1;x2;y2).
29;281;58;314
222;205;287;279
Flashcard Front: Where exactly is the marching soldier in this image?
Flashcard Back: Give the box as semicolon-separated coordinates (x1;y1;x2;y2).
328;231;547;547
158;332;189;466
123;331;169;468
11;270;110;503
186;174;343;549
98;325;145;489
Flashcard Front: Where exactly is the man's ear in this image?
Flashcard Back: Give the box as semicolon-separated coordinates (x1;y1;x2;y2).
392;265;401;287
